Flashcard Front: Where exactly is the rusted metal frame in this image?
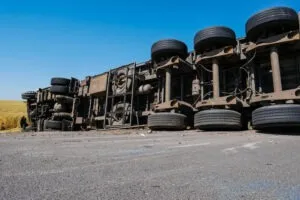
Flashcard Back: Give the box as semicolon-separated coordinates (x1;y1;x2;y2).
195;55;248;109
110;74;115;126
129;63;136;126
200;67;204;101
196;56;229;107
156;56;192;104
246;30;300;104
196;95;249;109
154;99;196;112
155;56;192;71
250;88;300;104
157;78;161;104
111;62;134;74
70;97;79;131
194;45;240;102
196;95;236;108
135;88;141;126
122;66;129;126
195;46;235;63
103;70;111;129
155;56;193;112
88;74;108;96
87;96;93;121
180;75;184;101
245;31;300;53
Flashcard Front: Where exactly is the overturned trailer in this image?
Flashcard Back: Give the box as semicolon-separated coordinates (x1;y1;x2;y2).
75;61;157;130
22;6;300;132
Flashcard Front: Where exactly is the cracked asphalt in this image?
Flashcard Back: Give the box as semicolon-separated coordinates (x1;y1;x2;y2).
1;130;300;200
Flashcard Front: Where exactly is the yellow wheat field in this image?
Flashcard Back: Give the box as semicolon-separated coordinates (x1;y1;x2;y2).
0;100;27;132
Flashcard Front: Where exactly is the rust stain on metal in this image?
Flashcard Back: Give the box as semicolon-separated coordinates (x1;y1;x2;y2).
89;73;108;95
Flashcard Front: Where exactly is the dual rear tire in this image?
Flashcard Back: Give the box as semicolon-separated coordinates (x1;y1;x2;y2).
252;104;300;130
21;91;37;100
246;7;299;42
48;77;73;131
44;119;72;131
46;120;62;130
50;77;70;95
194;109;242;130
148;113;186;130
151;39;188;63
192;7;299;52
194;26;237;53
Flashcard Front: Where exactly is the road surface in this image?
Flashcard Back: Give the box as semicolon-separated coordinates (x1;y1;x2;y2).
1;130;300;199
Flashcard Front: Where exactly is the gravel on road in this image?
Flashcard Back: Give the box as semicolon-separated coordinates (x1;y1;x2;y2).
1;130;300;200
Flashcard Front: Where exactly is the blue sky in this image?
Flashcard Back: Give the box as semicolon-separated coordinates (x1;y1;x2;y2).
0;0;299;100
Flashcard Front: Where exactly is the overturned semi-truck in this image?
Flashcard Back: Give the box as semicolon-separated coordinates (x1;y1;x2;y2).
22;6;300;132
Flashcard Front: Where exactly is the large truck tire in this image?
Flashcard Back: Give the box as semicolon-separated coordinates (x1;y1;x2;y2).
246;7;299;41
46;120;62;130
53;112;73;121
194;26;236;53
55;95;74;104
148;112;186;130
50;85;69;95
252;104;300;130
51;77;70;86
194;109;242;130
151;39;188;62
21;91;36;100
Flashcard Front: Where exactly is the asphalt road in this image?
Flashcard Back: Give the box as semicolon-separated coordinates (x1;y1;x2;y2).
1;129;300;200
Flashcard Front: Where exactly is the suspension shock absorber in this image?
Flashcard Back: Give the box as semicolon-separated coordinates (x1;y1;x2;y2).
212;59;220;98
270;47;282;93
165;68;172;102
